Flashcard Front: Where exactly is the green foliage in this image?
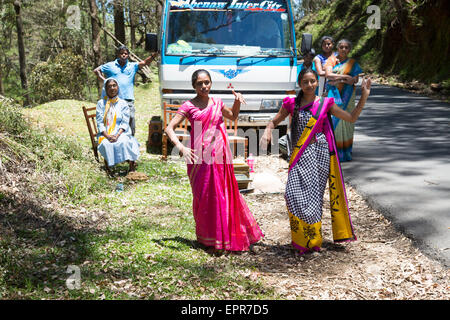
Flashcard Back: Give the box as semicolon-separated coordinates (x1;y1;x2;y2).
0;97;112;203
296;0;379;53
296;0;450;84
0;98;29;135
29;50;86;104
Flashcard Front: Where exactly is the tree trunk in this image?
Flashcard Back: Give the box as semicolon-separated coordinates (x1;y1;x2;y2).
130;10;136;49
0;68;4;96
391;0;415;45
13;0;31;107
114;0;126;45
156;1;163;27
100;0;108;58
88;0;103;95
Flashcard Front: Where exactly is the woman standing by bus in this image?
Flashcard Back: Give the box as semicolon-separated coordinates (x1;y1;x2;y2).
260;68;371;254
165;69;263;253
324;39;363;162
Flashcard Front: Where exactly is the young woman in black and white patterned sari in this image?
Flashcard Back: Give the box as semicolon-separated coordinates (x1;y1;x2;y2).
260;68;371;254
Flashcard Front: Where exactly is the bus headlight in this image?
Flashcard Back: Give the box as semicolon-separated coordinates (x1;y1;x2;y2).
260;100;282;110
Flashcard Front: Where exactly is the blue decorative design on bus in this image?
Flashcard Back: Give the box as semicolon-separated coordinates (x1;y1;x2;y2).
211;69;250;79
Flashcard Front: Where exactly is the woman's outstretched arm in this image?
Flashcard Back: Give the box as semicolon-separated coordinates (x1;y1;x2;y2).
330;77;372;123
260;107;290;150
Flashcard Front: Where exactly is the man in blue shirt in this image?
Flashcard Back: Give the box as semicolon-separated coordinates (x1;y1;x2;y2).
94;46;157;136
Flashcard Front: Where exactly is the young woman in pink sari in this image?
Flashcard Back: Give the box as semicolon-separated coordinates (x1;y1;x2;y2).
165;69;263;253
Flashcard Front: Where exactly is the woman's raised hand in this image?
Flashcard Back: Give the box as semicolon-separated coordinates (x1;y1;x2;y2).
361;77;372;97
231;89;246;105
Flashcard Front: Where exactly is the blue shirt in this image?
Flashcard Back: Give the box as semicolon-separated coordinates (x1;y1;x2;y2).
100;59;139;100
299;62;316;73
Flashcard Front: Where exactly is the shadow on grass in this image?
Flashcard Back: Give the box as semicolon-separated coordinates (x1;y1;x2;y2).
0;190;275;299
0;192;101;295
152;236;199;251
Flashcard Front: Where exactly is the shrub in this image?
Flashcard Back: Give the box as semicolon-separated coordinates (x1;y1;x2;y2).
29;50;85;104
0;97;29;135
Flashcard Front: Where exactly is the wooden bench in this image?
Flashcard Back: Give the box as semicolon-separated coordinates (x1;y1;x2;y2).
161;102;247;160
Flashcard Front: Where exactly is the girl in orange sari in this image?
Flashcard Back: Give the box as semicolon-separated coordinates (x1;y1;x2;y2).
165;69;263;252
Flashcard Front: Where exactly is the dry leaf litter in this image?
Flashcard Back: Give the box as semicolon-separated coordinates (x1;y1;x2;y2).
1;147;448;300
240;155;449;300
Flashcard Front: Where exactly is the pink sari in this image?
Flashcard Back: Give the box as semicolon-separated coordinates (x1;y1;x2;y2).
177;98;263;251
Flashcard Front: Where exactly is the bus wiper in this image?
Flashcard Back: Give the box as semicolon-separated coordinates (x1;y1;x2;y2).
237;49;277;63
237;49;281;63
180;53;196;62
180;50;211;62
204;47;220;54
203;47;237;55
180;48;236;62
237;51;263;63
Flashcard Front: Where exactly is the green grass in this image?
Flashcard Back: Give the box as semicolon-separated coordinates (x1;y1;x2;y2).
0;76;278;300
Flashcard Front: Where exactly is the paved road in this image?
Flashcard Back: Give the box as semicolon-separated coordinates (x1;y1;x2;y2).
341;84;450;267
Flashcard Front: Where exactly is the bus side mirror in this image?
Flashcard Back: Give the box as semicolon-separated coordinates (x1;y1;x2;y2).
300;33;313;55
145;33;158;52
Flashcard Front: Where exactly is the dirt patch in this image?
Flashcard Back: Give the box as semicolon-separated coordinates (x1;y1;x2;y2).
239;155;449;300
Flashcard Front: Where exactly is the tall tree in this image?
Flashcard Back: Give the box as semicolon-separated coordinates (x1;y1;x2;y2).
129;0;136;49
100;0;108;56
114;0;126;44
88;0;103;95
0;67;3;96
13;0;30;106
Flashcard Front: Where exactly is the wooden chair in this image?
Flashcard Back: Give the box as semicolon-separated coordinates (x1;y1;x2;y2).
82;106;111;174
82;105;100;162
162;102;190;160
223;117;248;159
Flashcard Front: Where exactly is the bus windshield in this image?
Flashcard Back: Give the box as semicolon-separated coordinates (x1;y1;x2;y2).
166;0;294;56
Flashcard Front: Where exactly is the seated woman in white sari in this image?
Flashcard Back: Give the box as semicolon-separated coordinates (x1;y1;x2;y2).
96;78;140;174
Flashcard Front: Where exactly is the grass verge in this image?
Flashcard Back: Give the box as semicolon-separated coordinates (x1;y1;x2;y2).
0;80;278;300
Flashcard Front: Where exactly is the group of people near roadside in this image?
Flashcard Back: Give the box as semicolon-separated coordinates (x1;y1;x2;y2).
93;45;157;175
94;36;370;257
299;36;364;162
165;34;370;255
